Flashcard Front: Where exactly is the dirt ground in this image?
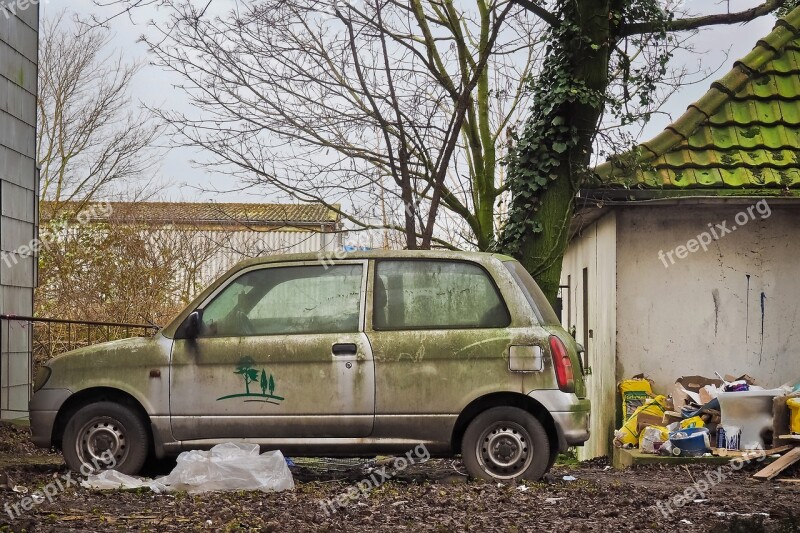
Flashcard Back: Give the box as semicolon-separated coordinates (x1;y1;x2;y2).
1;423;798;532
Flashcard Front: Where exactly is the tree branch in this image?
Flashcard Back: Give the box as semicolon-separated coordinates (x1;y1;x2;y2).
512;0;559;27
620;0;786;37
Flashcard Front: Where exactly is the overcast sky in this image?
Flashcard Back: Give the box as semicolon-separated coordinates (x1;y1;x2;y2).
57;0;780;203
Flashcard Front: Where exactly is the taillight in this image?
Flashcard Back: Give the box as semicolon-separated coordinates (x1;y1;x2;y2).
549;335;575;393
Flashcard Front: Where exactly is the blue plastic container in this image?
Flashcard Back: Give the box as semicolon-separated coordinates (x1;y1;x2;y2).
669;427;711;456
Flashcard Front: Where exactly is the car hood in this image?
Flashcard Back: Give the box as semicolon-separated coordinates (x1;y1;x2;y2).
48;336;158;365
46;333;172;389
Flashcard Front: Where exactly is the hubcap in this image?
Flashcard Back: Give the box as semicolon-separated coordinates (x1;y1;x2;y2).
476;421;533;479
75;417;128;471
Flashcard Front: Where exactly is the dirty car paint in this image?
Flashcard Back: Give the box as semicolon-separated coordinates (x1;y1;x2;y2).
31;250;590;459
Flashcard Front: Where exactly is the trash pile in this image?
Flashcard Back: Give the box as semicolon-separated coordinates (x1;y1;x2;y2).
614;373;800;472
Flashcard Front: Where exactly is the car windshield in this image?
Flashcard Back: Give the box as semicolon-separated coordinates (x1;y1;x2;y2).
503;260;561;326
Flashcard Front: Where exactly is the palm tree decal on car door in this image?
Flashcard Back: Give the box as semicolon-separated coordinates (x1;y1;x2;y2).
216;356;285;405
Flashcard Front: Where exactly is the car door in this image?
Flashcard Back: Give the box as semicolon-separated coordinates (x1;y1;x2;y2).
366;258;550;441
169;260;374;441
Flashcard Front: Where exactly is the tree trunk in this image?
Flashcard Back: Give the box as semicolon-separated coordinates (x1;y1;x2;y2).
514;0;616;305
516;168;576;303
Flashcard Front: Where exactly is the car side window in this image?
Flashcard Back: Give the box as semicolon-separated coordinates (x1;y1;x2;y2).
373;260;510;330
200;264;363;337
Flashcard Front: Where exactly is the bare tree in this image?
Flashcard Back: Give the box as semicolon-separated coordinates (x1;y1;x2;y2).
37;10;161;216
139;0;540;250
85;0;784;302
108;0;704;253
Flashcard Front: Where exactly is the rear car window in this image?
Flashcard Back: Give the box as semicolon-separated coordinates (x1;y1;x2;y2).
374;260;510;330
503;261;561;326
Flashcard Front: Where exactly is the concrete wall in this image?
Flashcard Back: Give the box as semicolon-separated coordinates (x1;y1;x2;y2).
561;200;799;459
560;211;617;460
0;1;39;419
615;202;800;394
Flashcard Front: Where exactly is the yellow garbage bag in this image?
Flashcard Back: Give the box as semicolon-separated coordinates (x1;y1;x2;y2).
788;398;800;434
680;416;705;429
619;378;654;423
614;395;668;447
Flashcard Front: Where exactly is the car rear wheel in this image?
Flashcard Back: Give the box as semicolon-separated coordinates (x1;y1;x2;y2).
462;406;550;481
62;401;149;475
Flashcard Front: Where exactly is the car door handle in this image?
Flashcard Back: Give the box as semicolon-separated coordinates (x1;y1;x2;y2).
332;343;358;356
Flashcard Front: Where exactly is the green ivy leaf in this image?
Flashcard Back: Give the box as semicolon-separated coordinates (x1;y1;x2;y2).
552;142;568;154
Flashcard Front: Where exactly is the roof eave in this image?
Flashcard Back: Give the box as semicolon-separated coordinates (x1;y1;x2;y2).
594;7;800;185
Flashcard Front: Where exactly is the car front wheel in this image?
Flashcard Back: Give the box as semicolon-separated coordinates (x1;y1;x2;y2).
62;401;149;475
462;406;550;481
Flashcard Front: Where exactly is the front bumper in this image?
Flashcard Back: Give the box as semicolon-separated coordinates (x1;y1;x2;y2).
29;388;72;448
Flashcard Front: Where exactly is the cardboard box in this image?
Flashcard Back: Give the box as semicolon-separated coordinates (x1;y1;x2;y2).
636;412;664;433
673;375;723;412
699;384;721;405
724;374;757;386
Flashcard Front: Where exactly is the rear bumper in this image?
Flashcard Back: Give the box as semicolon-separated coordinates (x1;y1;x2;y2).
29;388;72;448
526;390;590;452
551;404;591;447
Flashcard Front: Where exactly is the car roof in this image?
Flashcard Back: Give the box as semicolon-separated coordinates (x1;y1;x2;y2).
234;249;515;270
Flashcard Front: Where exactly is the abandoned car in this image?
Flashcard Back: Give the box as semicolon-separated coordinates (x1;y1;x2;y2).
30;251;590;481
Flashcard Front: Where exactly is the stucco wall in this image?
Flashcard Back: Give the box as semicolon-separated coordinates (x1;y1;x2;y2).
560;211;617;460
0;1;39;419
615;203;800;394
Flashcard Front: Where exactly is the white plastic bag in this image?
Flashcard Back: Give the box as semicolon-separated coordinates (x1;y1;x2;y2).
160;442;294;494
81;470;167;492
640;426;667;454
83;443;294;494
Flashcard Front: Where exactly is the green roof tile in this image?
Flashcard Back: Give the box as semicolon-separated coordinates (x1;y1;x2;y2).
709;126;737;150
720;167;752;187
773;73;800;97
753;100;783;122
593;7;800;194
687;148;719;167
737;75;776;98
766;50;800;72
686;124;714;148
715;65;752;95
778;99;800;123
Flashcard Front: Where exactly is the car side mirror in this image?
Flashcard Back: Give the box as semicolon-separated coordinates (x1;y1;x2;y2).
177;311;202;340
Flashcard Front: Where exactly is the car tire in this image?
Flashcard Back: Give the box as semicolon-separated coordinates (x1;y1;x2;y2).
62;401;150;475
547;445;559;472
462;406;550;482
